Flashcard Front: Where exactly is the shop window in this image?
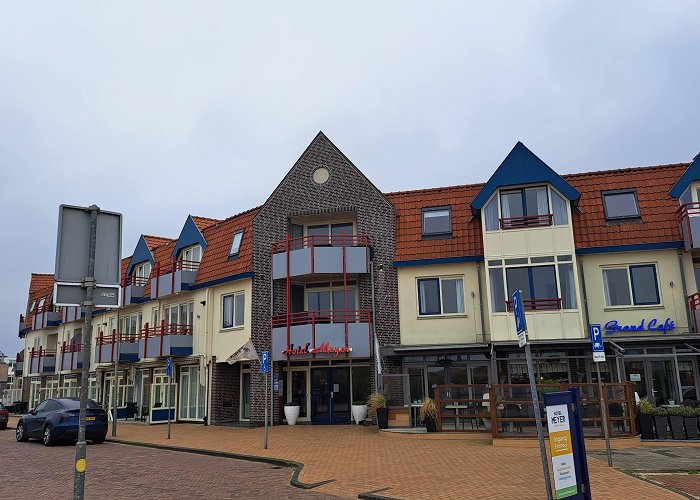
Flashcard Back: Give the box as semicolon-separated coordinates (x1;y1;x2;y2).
229;230;244;257
417;277;465;316
602;190;640;220
222;293;245;328
602;264;659;306
422;207;451;236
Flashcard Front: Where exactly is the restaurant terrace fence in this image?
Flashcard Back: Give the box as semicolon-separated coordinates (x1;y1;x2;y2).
434;382;637;438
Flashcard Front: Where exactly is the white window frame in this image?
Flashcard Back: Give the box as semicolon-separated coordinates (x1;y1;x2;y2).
133;261;152;280
416;275;465;316
229;230;244;257
179;244;202;264
602;264;661;308
222;292;245;330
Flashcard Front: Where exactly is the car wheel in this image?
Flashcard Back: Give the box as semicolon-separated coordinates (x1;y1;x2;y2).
16;422;28;442
92;436;105;444
42;425;55;446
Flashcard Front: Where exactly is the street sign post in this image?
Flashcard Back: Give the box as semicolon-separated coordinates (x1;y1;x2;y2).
166;357;173;440
589;324;612;466
55;205;121;500
261;351;270;450
512;289;553;500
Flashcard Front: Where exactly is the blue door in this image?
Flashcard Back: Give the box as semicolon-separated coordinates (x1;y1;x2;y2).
311;367;351;423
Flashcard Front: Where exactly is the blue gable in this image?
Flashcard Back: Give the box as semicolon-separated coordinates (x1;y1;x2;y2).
669;154;700;199
171;215;208;258
471;142;580;210
127;235;155;274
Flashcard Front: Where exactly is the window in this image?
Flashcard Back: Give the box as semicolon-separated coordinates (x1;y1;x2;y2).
229;230;244;257
120;312;142;338
422;207;451;236
551;190;569;225
222;293;245;328
179;244;202;263
506;266;558;302
602;264;660;306
29;300;36;313
417;277;465;315
484;197;500;231
306;222;355;246
133;262;151;282
500;186;549;220
602;190;640;220
165;301;194;328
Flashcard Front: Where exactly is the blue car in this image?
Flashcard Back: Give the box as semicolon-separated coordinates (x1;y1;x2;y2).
15;398;108;446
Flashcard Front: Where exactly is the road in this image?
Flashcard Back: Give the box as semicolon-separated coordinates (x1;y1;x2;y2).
0;427;339;499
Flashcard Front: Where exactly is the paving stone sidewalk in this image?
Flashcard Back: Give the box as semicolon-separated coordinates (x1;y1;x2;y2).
7;416;685;499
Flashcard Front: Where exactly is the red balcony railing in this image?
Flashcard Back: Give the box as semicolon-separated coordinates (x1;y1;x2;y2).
271;234;370;254
140;322;193;337
60;341;82;353
689;293;700;332
505;298;562;311
678;202;700;250
499;214;553;230
29;347;57;359
124;275;149;287
16;352;24;363
154;257;200;277
272;309;372;328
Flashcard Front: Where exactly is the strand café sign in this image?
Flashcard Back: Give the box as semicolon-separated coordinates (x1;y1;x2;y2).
603;318;675;335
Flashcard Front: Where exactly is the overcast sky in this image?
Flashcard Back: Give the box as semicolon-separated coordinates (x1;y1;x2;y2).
1;2;699;356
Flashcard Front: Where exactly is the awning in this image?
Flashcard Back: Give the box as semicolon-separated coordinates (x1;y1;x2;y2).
382;343;490;356
226;338;259;364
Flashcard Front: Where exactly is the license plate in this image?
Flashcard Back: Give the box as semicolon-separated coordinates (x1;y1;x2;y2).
86;416;96;421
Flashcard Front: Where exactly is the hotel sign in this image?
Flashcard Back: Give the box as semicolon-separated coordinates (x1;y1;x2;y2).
282;342;353;358
546;404;578;499
603;318;675;335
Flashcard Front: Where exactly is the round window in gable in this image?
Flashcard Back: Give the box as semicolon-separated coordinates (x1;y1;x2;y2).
312;167;330;185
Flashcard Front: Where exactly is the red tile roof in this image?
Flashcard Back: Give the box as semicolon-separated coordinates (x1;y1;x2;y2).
29;273;54;294
387;184;484;261
191;216;221;232
143;235;175;250
564;163;688;249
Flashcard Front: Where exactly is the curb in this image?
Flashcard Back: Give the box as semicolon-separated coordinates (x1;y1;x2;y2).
619;470;697;500
106;438;336;490
358;487;401;500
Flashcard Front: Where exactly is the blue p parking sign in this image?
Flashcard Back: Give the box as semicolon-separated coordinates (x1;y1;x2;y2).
260;351;270;374
512;289;528;347
166;357;173;377
589;324;605;362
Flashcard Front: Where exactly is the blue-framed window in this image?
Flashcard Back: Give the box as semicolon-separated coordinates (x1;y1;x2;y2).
602;264;659;306
417;277;464;315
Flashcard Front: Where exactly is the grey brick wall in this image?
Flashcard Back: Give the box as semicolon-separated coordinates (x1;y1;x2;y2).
249;132;399;424
210;357;240;424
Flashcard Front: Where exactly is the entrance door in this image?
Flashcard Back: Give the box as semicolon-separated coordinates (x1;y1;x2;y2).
310;367;351;423
649;359;679;406
624;359;648;400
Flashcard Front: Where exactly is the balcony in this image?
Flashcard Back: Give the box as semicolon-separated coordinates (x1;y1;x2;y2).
94;331;140;363
150;258;199;299
123;275;148;306
678;203;700;251
61;306;84;323
58;341;83;371
32;305;61;330
28;347;56;375
139;322;193;358
499;214;553;230
505;297;562;311
15;353;23;376
689;293;700;333
271;309;372;362
272;235;370;280
19;314;29;337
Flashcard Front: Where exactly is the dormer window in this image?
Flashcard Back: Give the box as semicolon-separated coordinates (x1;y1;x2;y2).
602;189;640;220
229;230;244;257
132;262;151;285
422;207;452;237
483;186;569;231
29;300;36;312
179;244;202;263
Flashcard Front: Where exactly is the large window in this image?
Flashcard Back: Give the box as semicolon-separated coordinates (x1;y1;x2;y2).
500;186;549;220
417;277;465;316
484;186;568;231
422;207;451;236
603;264;659;306
602;190;640;220
179;244;202;263
306;222;354;246
222;293;245;329
120;312;142;338
506;266;558;306
133;262;151;282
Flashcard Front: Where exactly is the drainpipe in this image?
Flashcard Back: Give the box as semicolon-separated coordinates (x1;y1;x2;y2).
370;260;380;393
476;263;486;343
677;249;693;333
577;256;590;329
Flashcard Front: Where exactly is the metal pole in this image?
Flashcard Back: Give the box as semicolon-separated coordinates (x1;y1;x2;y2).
167;373;172;439
264;373;269;449
73;205;98;500
270;362;274;428
112;312;120;437
597;363;613;466
525;341;553;500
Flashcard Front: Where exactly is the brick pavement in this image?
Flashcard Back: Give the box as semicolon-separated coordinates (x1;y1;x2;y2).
636;473;700;499
87;419;683;499
0;425;337;499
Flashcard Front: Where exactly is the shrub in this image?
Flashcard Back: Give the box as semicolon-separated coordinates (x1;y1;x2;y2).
638;397;654;415
367;393;387;415
419;398;439;422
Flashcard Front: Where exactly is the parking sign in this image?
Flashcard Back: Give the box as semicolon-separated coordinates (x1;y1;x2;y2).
260;351;270;374
589;324;605;362
512;289;528;347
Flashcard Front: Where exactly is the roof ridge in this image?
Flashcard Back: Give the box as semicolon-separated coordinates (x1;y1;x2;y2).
385;182;484;197
206;205;262;229
562;162;689;179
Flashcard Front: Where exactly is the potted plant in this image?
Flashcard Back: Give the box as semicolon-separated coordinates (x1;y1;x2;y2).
351;400;368;425
367;393;388;429
637;397;655;440
653;406;669;440
284;403;300;426
668;406;686;440
419;397;439;432
682;405;698;439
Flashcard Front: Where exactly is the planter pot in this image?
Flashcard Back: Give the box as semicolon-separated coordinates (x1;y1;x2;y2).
351;404;368;425
638;413;655;440
284;405;300;426
424;416;438;432
376;407;389;429
654;416;669;439
669;415;686;439
684;417;698;439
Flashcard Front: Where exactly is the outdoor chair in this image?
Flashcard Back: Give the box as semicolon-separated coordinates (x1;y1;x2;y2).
500;404;523;433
